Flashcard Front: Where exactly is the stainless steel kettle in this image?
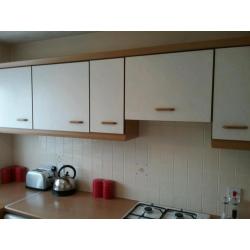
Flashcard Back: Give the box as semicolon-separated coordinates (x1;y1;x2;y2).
52;165;76;196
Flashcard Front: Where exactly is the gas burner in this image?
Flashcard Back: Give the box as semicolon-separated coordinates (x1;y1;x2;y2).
124;203;167;219
144;206;153;213
166;209;198;219
175;212;184;219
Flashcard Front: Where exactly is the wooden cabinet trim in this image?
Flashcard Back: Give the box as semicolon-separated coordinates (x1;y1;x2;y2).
0;36;249;69
212;139;250;150
155;108;176;112
0;120;139;141
222;125;248;130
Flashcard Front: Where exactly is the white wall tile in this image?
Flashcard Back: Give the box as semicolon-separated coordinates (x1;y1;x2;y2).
112;142;124;184
159;183;173;207
12;122;250;217
91;141;103;179
124;140;136;186
0;134;13;167
187;158;203;212
220;150;238;177
202;173;219;215
203;149;219;175
236;151;250;176
102;141;113;179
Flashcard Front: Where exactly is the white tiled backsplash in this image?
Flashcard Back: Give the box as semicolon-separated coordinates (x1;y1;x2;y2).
13;122;250;217
0;134;13;166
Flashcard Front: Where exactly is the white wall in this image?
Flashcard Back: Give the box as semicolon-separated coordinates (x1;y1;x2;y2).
10;31;250;60
9;32;250;218
0;134;13;167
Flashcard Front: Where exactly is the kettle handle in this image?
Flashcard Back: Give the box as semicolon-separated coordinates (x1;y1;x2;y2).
58;165;76;179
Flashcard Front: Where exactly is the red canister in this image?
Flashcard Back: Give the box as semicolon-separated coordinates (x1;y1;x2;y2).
92;178;103;198
103;180;115;199
10;166;17;181
0;167;12;184
14;166;27;182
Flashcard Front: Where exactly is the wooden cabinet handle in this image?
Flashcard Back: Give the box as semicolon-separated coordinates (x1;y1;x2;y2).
101;121;118;125
17;118;28;122
155;107;175;111
69;121;84;124
223;125;248;130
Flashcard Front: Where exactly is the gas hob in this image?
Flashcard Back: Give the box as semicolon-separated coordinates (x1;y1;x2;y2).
123;202;210;219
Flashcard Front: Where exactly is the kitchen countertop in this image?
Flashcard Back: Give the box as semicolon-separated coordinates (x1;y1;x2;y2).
1;183;137;219
1;183;217;219
0;182;38;210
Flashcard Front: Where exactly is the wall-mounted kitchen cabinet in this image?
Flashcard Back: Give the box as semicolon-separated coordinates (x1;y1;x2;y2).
0;67;32;129
90;58;124;134
212;46;250;149
33;62;89;132
125;50;213;122
0;38;248;141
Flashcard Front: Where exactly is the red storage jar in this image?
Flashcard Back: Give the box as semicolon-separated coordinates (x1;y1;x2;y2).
14;166;27;182
0;167;12;184
10;166;17;181
103;180;115;199
92;179;103;198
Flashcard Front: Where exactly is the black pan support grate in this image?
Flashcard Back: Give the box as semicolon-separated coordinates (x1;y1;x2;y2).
124;203;167;219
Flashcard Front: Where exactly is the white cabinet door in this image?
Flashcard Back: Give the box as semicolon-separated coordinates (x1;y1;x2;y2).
125;50;213;122
33;62;89;132
90;58;124;134
0;67;32;129
213;46;250;141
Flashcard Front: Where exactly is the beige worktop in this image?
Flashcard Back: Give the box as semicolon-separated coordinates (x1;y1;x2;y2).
1;183;217;219
0;182;38;218
0;183;38;209
1;183;137;219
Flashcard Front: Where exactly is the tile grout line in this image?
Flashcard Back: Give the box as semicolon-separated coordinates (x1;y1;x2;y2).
111;141;114;179
122;143;125;185
217;149;221;215
171;151;174;206
146;139;149;202
101;141;103;178
172;151;175;207
186;159;189;209
201;126;206;213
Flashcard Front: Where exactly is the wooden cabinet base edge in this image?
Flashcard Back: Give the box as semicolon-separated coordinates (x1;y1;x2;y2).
212;139;250;150
0;120;139;141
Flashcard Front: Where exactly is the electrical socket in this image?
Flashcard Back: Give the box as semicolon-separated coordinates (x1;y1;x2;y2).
227;187;241;203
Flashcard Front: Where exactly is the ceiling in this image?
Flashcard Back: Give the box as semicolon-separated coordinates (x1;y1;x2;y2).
0;31;93;44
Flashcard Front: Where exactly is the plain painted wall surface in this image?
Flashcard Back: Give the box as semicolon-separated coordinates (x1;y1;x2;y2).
10;31;250;60
0;134;13;168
